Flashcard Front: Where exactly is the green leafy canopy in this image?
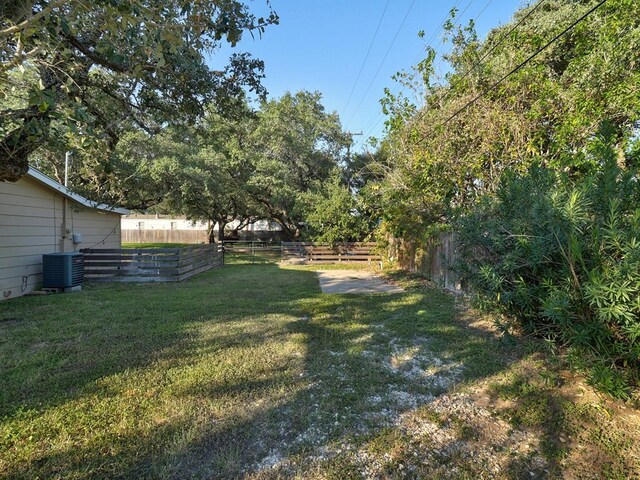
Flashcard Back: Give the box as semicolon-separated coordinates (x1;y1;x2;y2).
0;0;278;181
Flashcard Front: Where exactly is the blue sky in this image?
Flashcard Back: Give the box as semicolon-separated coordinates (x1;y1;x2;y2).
211;0;525;151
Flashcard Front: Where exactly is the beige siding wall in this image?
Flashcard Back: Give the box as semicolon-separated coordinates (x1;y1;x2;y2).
0;177;121;300
70;207;122;250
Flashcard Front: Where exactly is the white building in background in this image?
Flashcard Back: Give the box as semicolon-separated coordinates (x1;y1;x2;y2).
121;215;278;232
121;214;209;232
120;214;281;244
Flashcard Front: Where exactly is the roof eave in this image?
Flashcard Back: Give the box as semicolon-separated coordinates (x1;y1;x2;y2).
26;167;130;215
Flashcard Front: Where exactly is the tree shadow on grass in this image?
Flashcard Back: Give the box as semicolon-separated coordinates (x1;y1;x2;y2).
137;272;539;478
1;265;566;478
0;264;318;420
0;266;317;476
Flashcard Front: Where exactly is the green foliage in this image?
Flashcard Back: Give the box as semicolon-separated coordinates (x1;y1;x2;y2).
162;107;259;242
369;0;640;399
304;177;373;245
376;0;640;239
246;90;348;239
457;146;640;397
0;0;278;181
30;90;376;244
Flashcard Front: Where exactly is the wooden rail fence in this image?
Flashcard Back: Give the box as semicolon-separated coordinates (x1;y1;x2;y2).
281;242;380;264
223;240;281;255
81;244;223;282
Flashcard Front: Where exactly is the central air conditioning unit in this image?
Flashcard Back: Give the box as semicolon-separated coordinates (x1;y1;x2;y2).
42;252;84;290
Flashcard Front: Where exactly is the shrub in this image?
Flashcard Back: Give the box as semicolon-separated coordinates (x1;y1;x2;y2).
457;151;640;398
304;178;374;245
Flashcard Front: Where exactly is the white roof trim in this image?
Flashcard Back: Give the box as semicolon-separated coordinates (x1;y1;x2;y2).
27;167;130;215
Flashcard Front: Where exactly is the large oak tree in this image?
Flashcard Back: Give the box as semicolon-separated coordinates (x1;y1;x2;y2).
0;0;277;181
247;91;347;240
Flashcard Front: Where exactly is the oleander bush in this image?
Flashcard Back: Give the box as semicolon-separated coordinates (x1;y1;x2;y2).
457;147;640;398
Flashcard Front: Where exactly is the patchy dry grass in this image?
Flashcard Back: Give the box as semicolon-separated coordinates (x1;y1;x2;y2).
1;265;638;479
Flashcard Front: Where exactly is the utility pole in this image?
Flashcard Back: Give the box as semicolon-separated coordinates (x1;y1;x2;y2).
345;131;363;164
62;150;72;250
345;131;363;190
64;151;72;188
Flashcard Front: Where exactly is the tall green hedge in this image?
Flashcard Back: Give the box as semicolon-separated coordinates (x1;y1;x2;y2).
457;149;640;398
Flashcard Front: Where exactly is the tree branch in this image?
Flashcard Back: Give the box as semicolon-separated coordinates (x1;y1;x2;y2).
0;0;69;38
0;45;42;73
61;31;130;73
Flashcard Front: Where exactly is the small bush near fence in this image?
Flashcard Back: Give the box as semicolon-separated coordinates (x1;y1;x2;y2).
456;159;640;399
82;244;223;282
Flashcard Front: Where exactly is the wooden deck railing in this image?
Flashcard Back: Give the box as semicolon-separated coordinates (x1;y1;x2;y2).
81;244;223;282
281;242;380;263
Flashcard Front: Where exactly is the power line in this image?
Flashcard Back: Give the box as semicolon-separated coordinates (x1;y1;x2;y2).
363;0;487;141
342;0;391;115
360;0;466;139
396;0;546;133
421;0;464;53
345;0;417;126
409;0;476;72
381;0;481;115
364;109;384;133
377;0;470;110
385;0;470;110
431;0;494;81
412;0;490;109
365;0;602;143
437;0;548;106
445;0;608;124
473;0;495;25
407;0;488;99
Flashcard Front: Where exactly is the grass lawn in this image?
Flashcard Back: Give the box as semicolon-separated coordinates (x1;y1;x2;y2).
1;264;638;479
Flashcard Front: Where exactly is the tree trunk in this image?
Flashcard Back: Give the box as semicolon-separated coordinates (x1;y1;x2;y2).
275;220;296;241
217;220;226;243
207;222;216;244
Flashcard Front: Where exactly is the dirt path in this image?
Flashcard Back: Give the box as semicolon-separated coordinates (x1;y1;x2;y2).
316;269;405;294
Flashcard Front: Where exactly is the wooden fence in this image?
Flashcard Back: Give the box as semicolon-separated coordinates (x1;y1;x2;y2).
81;244;223;282
395;233;461;293
282;242;380;264
122;229;208;244
223;240;282;255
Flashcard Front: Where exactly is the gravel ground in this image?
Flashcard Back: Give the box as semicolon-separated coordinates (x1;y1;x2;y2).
248;320;549;479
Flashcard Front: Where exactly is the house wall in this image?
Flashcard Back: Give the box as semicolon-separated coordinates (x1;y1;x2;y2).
0;176;121;300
